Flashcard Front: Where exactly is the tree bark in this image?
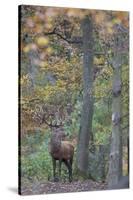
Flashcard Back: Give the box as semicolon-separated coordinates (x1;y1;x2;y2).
77;16;94;177
107;53;123;188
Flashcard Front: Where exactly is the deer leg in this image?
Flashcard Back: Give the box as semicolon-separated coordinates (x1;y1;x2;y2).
59;159;62;179
52;157;56;181
69;161;72;182
69;157;73;181
59;159;62;176
70;156;73;167
64;160;72;182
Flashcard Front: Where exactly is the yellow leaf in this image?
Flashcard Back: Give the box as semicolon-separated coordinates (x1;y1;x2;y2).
46;47;53;54
36;36;49;47
23;44;30;53
45;23;53;30
39;61;48;68
23;43;37;53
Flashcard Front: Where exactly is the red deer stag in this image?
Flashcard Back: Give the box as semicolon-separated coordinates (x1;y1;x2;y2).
49;127;74;182
33;105;74;182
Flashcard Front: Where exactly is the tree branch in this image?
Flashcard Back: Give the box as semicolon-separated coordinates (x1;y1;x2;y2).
44;28;82;44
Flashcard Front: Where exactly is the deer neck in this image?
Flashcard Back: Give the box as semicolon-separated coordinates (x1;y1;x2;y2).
50;137;61;152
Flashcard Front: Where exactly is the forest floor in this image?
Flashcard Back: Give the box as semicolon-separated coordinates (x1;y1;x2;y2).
21;180;107;195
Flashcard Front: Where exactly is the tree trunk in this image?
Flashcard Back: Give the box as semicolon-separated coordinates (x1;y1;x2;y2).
127;135;129;175
107;53;123;188
77;16;94;177
98;145;106;181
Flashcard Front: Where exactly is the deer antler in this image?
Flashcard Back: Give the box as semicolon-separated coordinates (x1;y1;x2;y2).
33;104;64;128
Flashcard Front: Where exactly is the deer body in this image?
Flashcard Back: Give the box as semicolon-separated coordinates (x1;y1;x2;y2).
50;141;74;159
49;129;74;182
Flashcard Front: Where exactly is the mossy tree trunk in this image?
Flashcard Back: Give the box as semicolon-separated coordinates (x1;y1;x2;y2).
77;15;94;178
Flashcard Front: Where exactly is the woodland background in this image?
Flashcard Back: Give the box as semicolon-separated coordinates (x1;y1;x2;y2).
19;5;129;195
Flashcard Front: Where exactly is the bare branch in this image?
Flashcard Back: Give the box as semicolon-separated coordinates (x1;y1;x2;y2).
44;28;82;44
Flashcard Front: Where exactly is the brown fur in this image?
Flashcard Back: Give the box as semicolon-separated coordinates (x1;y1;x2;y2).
49;131;74;182
49;141;74;160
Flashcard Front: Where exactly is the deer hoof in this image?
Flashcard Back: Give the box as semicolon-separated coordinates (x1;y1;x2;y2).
53;177;60;182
